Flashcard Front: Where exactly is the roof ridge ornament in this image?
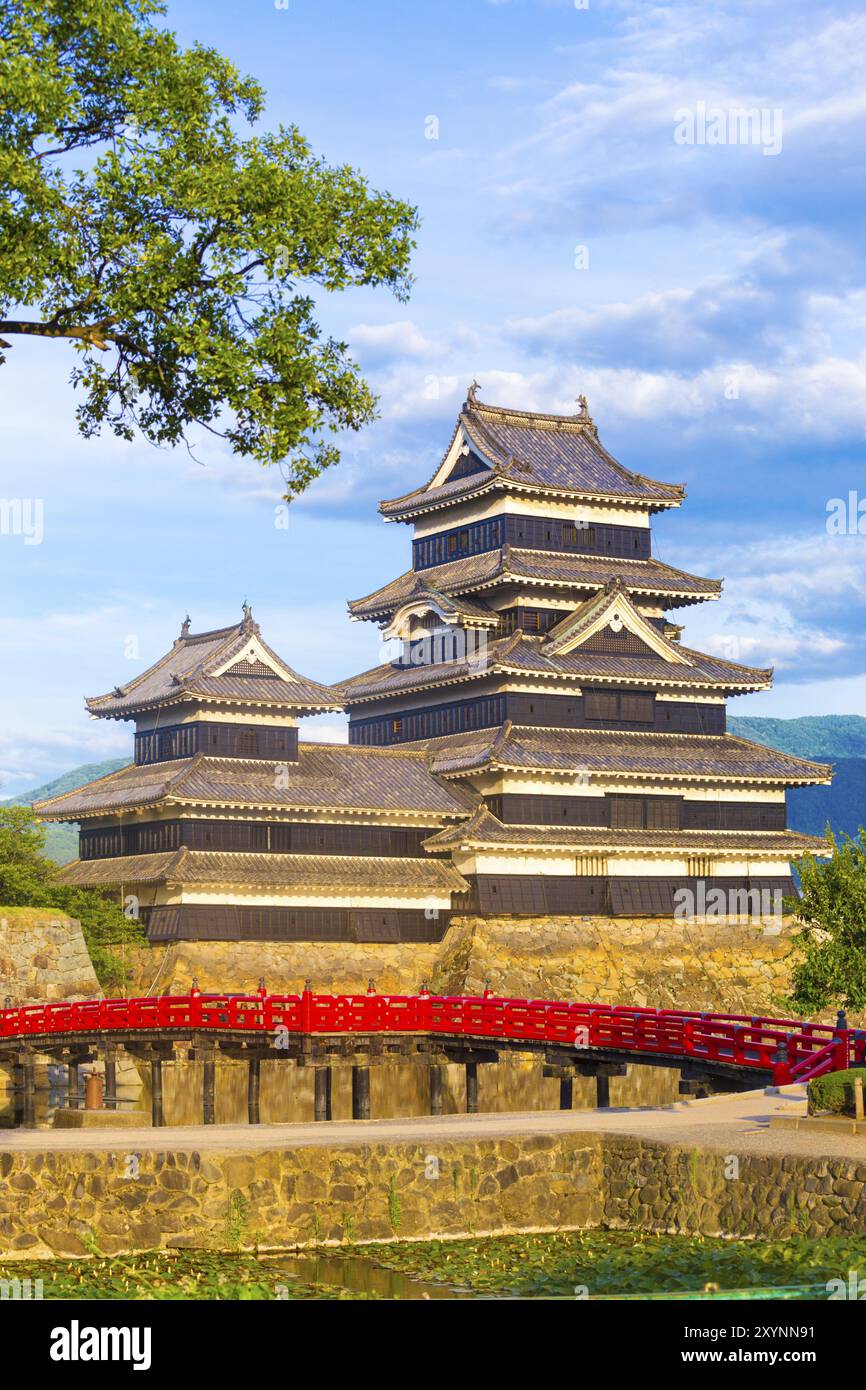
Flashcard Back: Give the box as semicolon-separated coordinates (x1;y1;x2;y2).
240;600;260;634
465;379;481;408
575;393;599;435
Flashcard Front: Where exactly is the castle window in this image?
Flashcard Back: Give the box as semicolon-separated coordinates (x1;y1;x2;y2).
584;690;618;721
620;693;654;723
610;796;643;830
646;798;680;830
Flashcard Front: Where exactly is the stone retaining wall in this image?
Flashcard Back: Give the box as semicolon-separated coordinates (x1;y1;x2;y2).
0;908;101;1003
124;914;801;1018
2;1133;864;1258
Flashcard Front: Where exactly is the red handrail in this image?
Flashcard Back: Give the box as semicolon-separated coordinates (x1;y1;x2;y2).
0;990;851;1085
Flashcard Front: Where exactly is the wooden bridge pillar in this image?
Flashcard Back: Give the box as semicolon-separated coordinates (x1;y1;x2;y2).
429;1064;443;1116
465;1061;478;1114
103;1049;117;1111
559;1076;573;1110
247;1056;261;1125
596;1073;610;1108
352;1065;371;1120
151;1057;165;1128
314;1066;332;1122
15;1053;36;1128
67;1060;80;1106
202;1052;216;1125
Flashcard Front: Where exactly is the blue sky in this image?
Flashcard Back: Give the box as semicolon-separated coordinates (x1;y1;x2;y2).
2;0;866;795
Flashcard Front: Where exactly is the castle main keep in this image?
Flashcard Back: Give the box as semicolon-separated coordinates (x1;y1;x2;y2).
38;390;831;941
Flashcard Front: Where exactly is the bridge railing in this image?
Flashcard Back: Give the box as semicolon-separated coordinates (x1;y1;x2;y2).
0;990;855;1083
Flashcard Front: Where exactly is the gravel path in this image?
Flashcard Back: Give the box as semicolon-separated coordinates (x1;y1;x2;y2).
5;1086;864;1159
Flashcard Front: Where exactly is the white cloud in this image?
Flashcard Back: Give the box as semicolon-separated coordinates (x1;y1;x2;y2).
348;321;442;361
677;530;866;678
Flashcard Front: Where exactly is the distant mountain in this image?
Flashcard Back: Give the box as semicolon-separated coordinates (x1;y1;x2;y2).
2;757;129;865
728;715;866;761
730;715;866;841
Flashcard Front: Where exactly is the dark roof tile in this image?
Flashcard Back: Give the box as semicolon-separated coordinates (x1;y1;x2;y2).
423;724;833;786
349;547;721;620
36;745;479;821
88;615;340;718
380;398;685;518
59;848;467;893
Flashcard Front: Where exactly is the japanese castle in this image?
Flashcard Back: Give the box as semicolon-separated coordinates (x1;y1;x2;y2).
38;388;831;942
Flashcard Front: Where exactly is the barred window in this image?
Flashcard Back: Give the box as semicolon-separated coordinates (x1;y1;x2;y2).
620;693;654;723
645;797;681;830
584;690;618;720
609;796;644;829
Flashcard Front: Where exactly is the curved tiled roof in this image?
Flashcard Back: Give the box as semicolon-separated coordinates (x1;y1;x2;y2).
339;630;773;704
383;581;498;628
423;723;833;786
348;547;721;620
380;397;685;519
423;805;827;856
87;614;341;719
58;848;468;894
35;744;479;821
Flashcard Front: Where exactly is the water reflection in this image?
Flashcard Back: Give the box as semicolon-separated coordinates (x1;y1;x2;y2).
262;1251;477;1300
1;1053;680;1128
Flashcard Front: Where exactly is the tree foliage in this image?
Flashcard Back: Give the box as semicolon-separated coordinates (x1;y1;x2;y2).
787;828;866;1013
0;0;418;496
0;804;145;991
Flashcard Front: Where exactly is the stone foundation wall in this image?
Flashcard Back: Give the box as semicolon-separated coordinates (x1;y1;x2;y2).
1;1133;864;1258
0;908;101;1003
124;914;801;1018
437;916;799;1014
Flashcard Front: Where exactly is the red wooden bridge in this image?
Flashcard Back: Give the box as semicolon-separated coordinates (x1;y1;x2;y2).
0;987;857;1128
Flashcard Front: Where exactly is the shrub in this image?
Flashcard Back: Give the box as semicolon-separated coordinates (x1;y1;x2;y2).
0;804;146;990
807;1067;866;1116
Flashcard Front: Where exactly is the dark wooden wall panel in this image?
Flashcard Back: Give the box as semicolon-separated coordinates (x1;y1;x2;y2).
80;818;432;860
349;690;726;745
485;793;784;832
412;515;650;570
144;905;450;943
135;723;298;766
453;874;794;918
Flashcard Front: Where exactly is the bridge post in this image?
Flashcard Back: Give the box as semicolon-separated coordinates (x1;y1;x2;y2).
465;1061;478;1114
559;1076;573;1110
67;1059;80;1107
16;1052;36;1128
596;1072;610;1108
429;1064;443;1116
202;1051;216;1125
352;1065;371;1120
151;1057;165;1128
247;1056;261;1125
103;1048;117;1111
314;1066;332;1122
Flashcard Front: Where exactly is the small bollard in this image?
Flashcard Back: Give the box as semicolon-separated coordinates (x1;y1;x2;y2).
84;1072;104;1111
854;1076;864;1122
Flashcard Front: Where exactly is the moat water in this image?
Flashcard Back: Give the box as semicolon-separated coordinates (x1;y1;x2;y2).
0;1233;839;1300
